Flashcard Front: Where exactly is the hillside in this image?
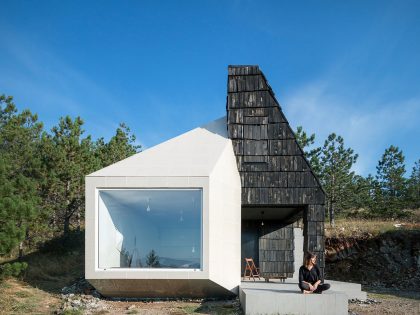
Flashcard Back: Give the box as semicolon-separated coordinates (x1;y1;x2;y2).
0;218;419;314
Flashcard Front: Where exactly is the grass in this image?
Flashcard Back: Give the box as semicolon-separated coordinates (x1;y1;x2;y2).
366;289;420;300
0;232;83;314
14;290;32;298
61;310;83;315
180;305;199;314
23;250;84;293
0;278;60;315
325;216;420;238
184;301;242;315
0;281;12;289
1;229;84;294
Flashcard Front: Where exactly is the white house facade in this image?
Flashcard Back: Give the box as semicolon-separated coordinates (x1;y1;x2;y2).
85;118;242;297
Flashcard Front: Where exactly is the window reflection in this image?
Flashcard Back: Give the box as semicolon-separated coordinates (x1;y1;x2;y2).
98;189;202;269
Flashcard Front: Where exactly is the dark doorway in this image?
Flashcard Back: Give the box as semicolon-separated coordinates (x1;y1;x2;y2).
241;207;303;278
241;220;260;275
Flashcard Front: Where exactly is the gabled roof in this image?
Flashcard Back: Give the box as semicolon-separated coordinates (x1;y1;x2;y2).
88;117;230;177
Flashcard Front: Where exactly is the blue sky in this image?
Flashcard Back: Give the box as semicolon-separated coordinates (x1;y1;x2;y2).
1;0;419;176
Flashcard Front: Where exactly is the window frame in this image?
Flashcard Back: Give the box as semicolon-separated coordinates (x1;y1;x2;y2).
96;187;204;272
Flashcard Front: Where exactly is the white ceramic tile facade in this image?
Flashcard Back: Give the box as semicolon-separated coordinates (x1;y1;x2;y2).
85;118;242;296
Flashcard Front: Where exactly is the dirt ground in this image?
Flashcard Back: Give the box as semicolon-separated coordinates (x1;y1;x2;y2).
92;299;241;315
0;279;60;315
0;279;242;315
349;290;420;315
1;278;419;315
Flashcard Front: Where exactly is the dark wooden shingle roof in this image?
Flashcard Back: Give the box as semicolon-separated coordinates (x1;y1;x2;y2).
226;65;325;207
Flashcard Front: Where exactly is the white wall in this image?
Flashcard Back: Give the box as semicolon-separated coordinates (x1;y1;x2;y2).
208;142;242;293
85;119;242;296
292;227;304;280
98;196;120;268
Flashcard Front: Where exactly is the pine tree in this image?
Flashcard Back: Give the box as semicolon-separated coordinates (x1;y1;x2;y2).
40;116;97;236
95;123;140;168
295;126;321;175
375;145;407;216
0;95;42;262
146;249;160;267
317;133;358;226
406;160;420;209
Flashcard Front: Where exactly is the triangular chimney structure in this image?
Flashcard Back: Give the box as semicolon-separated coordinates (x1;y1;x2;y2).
227;65;326;276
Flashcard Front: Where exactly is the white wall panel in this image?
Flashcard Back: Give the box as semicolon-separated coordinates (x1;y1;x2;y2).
208;142;242;294
85;117;242;296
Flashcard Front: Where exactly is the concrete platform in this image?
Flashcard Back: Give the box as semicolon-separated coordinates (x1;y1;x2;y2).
326;280;366;300
239;279;366;315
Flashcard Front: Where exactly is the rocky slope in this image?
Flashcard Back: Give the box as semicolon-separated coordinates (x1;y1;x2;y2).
325;230;420;290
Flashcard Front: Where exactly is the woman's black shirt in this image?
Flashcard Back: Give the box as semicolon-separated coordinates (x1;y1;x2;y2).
299;265;321;285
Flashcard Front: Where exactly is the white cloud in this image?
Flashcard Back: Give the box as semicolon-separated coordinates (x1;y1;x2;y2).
282;81;420;175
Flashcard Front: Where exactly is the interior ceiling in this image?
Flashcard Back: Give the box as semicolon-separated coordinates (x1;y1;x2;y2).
100;189;201;215
241;206;303;221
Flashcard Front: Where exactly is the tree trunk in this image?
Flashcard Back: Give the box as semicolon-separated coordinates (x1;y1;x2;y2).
64;180;71;236
64;216;70;236
76;212;81;232
329;200;335;227
19;241;24;260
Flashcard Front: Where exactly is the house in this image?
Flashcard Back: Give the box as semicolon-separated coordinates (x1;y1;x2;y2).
85;65;325;298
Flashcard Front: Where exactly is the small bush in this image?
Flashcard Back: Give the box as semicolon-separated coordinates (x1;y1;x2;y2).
0;262;28;279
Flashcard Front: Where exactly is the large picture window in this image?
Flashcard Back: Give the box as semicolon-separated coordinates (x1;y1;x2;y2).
98;189;202;269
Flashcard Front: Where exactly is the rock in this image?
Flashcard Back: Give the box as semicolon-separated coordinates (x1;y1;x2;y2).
127;304;136;310
350;298;381;305
222;301;235;308
71;299;82;307
379;245;390;254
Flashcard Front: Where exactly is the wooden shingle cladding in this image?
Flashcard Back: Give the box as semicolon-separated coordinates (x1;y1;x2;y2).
241;220;295;278
227;65;326;277
259;223;295;278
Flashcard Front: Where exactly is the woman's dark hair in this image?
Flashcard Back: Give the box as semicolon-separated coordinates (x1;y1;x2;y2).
304;251;317;268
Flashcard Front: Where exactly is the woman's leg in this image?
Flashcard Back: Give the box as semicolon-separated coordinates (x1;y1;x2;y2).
314;283;330;293
299;282;311;293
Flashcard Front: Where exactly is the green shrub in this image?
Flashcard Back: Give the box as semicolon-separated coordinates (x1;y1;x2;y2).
0;262;28;279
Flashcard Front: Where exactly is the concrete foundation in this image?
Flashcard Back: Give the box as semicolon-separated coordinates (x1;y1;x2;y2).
89;279;236;298
240;279;366;315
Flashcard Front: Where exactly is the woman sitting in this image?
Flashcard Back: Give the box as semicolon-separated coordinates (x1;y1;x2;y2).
299;252;330;294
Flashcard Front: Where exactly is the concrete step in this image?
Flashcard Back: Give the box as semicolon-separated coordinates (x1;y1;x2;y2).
240;279;366;315
326;280;367;300
240;284;347;315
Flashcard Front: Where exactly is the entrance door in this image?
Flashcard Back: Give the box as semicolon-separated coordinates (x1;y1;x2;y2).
259;223;294;278
241;220;259;275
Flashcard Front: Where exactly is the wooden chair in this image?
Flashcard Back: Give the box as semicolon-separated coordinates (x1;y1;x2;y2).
243;258;261;281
